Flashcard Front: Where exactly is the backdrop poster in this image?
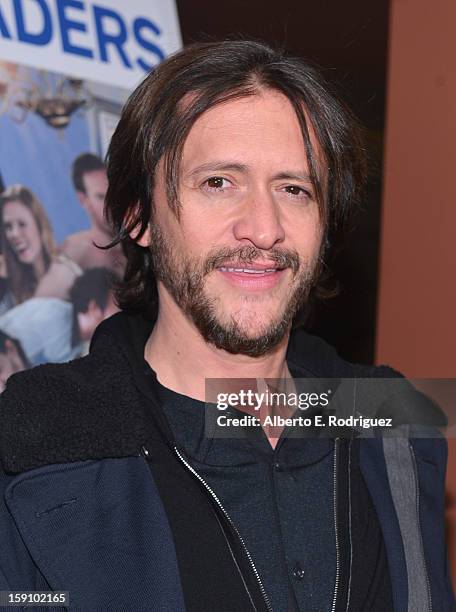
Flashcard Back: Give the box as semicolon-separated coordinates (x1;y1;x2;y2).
0;1;181;389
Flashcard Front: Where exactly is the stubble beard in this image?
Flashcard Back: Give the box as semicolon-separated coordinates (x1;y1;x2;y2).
149;224;321;357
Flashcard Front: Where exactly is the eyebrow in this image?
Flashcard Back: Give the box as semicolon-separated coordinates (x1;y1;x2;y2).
273;171;313;183
186;161;248;177
185;161;313;183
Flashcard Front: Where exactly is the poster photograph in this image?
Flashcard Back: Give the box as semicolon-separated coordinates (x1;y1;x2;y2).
0;0;181;386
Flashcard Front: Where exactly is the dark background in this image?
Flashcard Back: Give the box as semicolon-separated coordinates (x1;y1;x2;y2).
175;0;390;363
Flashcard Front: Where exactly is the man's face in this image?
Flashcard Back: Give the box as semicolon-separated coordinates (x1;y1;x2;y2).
148;89;325;356
78;169;109;233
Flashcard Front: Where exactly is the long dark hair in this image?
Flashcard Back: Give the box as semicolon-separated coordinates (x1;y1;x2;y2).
105;40;367;319
0;185;55;304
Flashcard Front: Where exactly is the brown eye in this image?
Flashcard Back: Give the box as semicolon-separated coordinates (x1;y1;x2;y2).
206;177;226;189
286;185;303;196
283;185;312;200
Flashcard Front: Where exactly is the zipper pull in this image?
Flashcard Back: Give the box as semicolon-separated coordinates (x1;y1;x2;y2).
140;445;150;459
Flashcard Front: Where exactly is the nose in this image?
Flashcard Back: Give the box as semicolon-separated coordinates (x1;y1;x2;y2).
6;222;20;241
233;188;285;249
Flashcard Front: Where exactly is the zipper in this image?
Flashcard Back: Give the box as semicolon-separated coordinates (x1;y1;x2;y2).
172;446;274;612
331;438;340;612
409;443;433;612
345;438;353;612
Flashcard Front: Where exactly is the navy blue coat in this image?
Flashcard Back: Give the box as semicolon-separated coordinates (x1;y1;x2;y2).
0;313;454;611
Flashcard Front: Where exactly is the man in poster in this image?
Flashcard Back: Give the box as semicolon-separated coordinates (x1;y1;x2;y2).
61;153;125;274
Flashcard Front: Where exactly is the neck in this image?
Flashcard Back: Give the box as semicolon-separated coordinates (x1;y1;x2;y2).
144;290;292;402
33;254;46;279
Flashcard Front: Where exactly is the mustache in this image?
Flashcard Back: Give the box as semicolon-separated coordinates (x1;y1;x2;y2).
203;246;300;275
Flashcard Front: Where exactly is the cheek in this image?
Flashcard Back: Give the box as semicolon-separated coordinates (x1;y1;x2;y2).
308;226;324;253
285;215;323;255
179;207;231;250
157;208;200;256
29;226;43;250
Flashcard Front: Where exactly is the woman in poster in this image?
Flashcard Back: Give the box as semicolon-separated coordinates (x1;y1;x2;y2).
0;184;81;314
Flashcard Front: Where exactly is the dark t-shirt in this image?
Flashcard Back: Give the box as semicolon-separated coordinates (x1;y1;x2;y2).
151;375;393;612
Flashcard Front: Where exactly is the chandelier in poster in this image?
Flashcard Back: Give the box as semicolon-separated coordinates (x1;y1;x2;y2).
0;1;181;388
0;0;181;89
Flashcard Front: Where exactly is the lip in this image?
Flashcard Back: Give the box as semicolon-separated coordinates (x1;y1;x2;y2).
218;260;281;270
217;264;287;291
12;243;30;259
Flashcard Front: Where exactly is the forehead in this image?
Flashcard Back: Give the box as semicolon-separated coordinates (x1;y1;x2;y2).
3;200;33;220
83;169;107;188
181;89;321;174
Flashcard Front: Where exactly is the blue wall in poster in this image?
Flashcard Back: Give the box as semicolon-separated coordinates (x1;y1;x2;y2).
0;105;91;245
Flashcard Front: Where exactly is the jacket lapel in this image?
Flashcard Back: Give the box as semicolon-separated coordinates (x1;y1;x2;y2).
5;456;186;612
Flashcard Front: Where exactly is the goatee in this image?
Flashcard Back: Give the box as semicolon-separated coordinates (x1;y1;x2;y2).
150;225;320;357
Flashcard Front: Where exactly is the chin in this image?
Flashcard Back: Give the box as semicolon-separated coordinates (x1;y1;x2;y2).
234;320;279;340
210;319;290;357
221;311;289;340
187;288;297;357
227;304;286;329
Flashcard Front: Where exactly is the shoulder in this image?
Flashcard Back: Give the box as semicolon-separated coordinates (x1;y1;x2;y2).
60;232;91;261
289;328;447;429
34;260;79;300
52;253;83;276
43;258;78;281
287;326;401;378
61;231;92;247
0;349;148;475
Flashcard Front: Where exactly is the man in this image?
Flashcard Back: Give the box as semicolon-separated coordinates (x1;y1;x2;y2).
0;41;453;611
0;268;117;368
61;153;125;274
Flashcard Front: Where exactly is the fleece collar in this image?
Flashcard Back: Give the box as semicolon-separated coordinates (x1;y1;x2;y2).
0;311;353;474
0;313;158;473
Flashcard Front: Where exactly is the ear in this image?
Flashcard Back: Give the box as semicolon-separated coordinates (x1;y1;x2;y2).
76;190;87;207
125;204;152;247
129;222;152;247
